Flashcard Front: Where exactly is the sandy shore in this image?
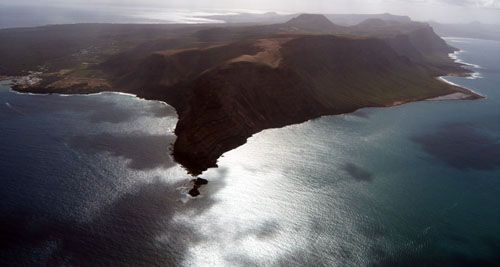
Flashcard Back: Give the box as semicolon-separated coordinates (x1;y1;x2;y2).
428;92;476;101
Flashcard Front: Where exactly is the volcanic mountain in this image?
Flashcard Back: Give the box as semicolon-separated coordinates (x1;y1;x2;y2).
285;14;343;33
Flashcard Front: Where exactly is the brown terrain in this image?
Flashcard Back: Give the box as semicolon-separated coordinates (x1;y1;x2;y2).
0;14;481;175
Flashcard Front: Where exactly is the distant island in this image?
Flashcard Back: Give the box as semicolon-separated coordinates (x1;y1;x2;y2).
0;13;481;175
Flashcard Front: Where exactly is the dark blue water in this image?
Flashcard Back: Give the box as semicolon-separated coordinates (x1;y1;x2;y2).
0;89;195;265
1;38;500;266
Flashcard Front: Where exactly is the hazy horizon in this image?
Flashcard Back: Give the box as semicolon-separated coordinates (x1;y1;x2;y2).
1;0;500;25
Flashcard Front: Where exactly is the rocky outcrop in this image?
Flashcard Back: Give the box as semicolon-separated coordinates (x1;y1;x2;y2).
188;178;209;197
188;188;200;197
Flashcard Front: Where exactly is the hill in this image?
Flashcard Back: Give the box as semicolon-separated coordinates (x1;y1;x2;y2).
286;14;339;32
194;12;412;26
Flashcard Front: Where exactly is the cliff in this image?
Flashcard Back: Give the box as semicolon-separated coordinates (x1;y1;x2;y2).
108;35;478;174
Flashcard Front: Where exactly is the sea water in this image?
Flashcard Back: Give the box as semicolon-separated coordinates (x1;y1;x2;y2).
0;38;499;266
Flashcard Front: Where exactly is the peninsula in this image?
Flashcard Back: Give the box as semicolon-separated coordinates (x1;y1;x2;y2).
0;14;481;175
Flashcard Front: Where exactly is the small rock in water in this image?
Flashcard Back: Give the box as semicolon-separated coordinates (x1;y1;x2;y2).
187;177;208;197
188;188;200;197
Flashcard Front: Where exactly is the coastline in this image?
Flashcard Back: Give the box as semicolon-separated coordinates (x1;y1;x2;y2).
6;70;483;176
4;77;176;110
431;44;487;100
4;38;486;176
448;49;482;69
434;77;485;100
427;91;479;101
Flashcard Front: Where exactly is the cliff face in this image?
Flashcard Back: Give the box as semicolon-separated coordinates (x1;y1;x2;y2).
151;35;472;174
406;26;455;56
384;34;425;62
352;21;463;75
173;62;323;173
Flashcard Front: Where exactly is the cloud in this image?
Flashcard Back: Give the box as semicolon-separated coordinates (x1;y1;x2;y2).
2;0;500;24
412;123;500;171
6;0;500;9
341;163;375;182
438;0;500;8
389;0;500;9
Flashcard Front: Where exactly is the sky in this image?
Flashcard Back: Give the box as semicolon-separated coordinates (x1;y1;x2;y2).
2;0;500;24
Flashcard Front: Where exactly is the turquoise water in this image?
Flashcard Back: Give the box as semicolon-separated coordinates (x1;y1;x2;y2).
1;38;499;266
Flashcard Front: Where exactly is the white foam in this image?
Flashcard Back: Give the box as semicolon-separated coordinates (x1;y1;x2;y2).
448;50;482;69
437;76;460;87
466;72;483;80
443;37;484;43
442;48;484;92
9;87;176;111
437;77;484;98
177;184;204;203
5;102;26;115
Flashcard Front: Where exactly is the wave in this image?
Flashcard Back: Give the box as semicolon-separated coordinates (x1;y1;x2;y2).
5;102;26;115
449;50;482;69
437;77;483;97
466;72;483;80
177;185;202;203
8;85;176;110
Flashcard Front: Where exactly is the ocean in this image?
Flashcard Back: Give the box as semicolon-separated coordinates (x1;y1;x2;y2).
1;37;499;266
0;6;242;29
